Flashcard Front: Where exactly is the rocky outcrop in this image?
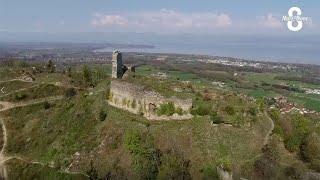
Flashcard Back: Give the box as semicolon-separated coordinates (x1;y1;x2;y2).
108;80;193;120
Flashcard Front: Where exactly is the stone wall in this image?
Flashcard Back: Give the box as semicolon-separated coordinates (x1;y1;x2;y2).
108;80;193;120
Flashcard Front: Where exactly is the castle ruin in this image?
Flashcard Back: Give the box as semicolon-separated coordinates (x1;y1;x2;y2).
108;51;193;120
112;50;126;78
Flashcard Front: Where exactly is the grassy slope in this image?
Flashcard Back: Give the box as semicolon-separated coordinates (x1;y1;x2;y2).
5;159;86;180
0;68;20;81
0;85;271;178
236;72;320;112
0;80;34;93
0;84;66;102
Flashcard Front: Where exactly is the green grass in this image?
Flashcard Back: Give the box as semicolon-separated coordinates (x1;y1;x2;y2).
5;159;86;180
238;72;320;112
0;84;66;102
35;73;71;85
0;67;20;81
247;89;279;99
126;75;194;99
0;80;35;95
0;84;271;179
1;62;316;178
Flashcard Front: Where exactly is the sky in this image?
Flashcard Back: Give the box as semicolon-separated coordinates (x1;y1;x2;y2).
0;0;319;35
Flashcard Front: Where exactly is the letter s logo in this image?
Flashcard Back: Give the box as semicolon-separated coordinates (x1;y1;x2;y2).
287;7;303;31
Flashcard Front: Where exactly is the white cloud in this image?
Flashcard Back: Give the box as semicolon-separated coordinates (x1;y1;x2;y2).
91;9;232;32
92;13;128;27
259;13;282;28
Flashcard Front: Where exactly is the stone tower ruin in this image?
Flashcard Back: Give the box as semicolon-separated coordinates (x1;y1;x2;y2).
112;50;124;78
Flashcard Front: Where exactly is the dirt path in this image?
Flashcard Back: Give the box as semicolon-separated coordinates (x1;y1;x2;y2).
0;79;33;84
263;111;275;146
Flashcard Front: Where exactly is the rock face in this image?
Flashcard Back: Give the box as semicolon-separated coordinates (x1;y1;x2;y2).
217;165;233;180
108;80;193;120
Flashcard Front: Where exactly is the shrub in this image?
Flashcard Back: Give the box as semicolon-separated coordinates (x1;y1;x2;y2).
209;111;223;124
157;102;175;116
124;131;160;179
253;140;280;179
191;104;211;116
131;99;137;109
284;114;310;152
87;161;98;180
43;101;51;110
300;132;320;163
82;65;92;86
46;60;55;73
224;106;235;115
105;88;110;100
203;94;211;101
284;164;304;180
248;107;257;116
99;109;107;121
202;166;218;180
176;107;183;115
64;88;77;98
269;109;280;121
14;92;27;101
157;151;191;180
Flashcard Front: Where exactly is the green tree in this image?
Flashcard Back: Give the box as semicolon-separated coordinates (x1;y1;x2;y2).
67;66;72;77
83;65;92;86
46;60;55;73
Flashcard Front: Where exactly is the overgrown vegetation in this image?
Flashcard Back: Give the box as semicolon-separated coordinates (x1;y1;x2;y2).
157;102;176;116
1;57;319;179
269;109;320;172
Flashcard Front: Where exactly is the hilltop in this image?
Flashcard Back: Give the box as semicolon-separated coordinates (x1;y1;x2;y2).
0;51;319;179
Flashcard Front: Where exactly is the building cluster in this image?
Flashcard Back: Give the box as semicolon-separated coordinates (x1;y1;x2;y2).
211;81;225;88
270;96;317;115
304;88;320;95
151;72;168;79
196;58;296;70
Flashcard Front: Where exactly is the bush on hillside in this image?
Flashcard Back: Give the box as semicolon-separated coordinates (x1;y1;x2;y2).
157;151;191;180
191;103;211;116
99;109;107;121
209;111;223;124
64;88;77;98
224;106;235;115
124;131;160;179
157;102;175;116
14;92;27;101
248;107;257;116
43;101;51;110
253;140;280;179
300;132;320;171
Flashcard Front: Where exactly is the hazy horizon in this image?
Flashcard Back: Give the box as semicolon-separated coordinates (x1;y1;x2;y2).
1;31;319;65
1;0;319;64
